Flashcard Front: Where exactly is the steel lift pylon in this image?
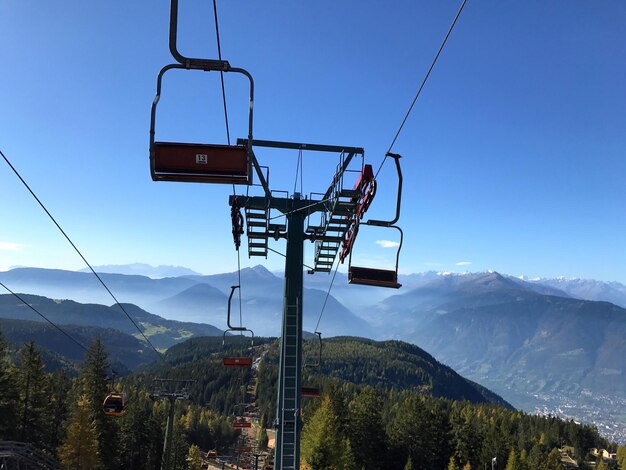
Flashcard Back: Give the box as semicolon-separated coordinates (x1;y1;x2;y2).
228;139;366;470
149;4;401;469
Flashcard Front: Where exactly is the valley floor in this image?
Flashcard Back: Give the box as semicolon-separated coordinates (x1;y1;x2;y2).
495;385;626;445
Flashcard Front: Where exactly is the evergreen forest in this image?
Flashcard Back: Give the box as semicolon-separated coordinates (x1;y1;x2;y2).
1;328;625;469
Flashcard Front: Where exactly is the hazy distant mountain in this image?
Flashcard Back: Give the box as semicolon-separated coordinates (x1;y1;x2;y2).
0;266;373;338
529;277;626;308
0;267;199;306
150;283;229;325
0;293;222;349
186;265;283;296
151;278;374;337
367;272;626;409
78;263;202;278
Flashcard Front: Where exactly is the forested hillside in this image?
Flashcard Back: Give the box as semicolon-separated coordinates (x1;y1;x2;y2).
0;331;238;469
2;327;624;469
0;318;160;373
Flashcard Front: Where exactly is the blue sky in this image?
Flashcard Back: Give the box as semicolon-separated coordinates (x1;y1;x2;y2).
1;0;625;282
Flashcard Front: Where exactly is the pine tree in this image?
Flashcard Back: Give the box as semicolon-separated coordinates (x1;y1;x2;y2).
187;444;202;470
389;394;427;467
447;456;460;470
349;387;388;470
528;443;547;470
617;446;626;470
58;394;102;469
0;329;18;440
79;338;119;470
481;417;507;468
168;412;190;470
505;448;520;470
301;394;341;469
545;448;563;470
118;389;161;469
595;458;607;470
338;438;358;470
518;449;529;470
46;369;72;451
16;341;49;447
450;405;483;470
257;425;269;450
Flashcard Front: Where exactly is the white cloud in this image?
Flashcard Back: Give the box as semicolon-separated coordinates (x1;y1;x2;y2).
0;242;22;251
375;240;400;249
455;261;472;266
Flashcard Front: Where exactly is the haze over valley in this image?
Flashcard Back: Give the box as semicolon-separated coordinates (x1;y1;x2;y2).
1;263;625;444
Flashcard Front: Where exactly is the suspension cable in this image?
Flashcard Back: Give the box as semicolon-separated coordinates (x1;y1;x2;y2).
0;281;90;355
212;0;231;145
313;259;341;333
293;148;303;196
376;0;469;178
0;282;134;378
267;197;334;221
0;149;165;362
267;247;315;273
212;0;245;332
237;247;243;330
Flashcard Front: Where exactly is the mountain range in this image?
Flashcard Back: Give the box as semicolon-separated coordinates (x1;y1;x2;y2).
78;263;202;278
367;272;626;396
1;264;625;442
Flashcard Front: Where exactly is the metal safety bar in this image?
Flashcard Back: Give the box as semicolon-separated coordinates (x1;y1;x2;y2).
304;331;322;368
364;152;402;227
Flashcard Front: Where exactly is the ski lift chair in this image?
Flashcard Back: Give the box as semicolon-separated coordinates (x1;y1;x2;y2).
343;153;404;289
149;0;258;185
232;403;253;429
223;285;254;367
301;332;322;398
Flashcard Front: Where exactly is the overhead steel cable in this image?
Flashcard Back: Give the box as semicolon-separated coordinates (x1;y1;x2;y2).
267;247;315;272
212;0;246;333
293;148;304;196
377;0;469;178
267;244;338;333
1;282;131;378
267;197;335;221
313;258;340;333
0;281;90;355
212;0;231;146
0;149;165;362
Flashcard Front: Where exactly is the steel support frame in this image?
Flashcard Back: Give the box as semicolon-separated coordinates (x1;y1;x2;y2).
275;198;305;470
227;139;365;470
229;194;315;470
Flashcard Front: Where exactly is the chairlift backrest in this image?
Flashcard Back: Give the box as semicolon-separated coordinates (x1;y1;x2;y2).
223;356;253;367
152;142;252;184
348;266;401;289
301;386;321;398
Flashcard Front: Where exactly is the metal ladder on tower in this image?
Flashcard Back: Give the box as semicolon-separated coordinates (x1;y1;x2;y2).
313;163;359;272
276;299;300;470
245;207;269;257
